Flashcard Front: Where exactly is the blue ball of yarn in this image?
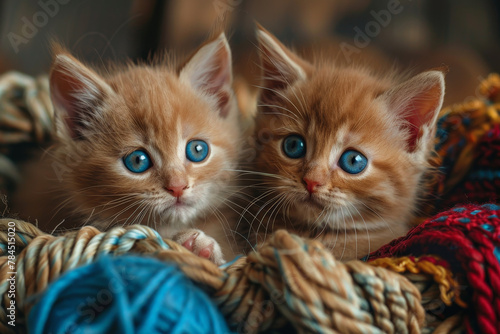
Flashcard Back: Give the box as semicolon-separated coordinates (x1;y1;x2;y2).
28;255;230;334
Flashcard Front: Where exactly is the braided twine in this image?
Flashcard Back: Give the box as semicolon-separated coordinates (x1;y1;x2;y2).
0;219;467;334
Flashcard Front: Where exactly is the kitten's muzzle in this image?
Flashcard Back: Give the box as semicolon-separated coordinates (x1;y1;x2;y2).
165;184;188;198
303;177;323;194
301;194;325;210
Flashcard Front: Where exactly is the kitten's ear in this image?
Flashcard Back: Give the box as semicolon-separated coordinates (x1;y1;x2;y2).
379;70;445;153
180;33;233;118
50;51;114;139
256;25;312;102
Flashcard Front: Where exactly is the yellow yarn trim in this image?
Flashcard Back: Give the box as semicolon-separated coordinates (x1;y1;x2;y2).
369;256;467;308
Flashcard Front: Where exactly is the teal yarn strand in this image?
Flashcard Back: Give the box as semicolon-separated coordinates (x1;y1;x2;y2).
27;256;230;334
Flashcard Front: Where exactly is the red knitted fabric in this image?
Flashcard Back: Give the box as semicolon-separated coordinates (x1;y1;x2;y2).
369;203;500;333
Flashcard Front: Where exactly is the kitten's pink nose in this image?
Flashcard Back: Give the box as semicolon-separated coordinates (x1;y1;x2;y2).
303;178;322;194
166;183;188;198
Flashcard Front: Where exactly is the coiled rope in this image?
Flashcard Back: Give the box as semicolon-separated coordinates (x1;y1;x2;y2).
0;72;53;199
0;219;467;333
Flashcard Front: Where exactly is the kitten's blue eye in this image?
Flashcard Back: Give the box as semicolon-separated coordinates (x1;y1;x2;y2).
123;150;152;173
283;135;306;159
339;150;367;174
186;140;209;162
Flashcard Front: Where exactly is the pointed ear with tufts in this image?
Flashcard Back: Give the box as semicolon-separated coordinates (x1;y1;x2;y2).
179;33;234;118
378;70;446;153
256;24;312;104
50;52;115;140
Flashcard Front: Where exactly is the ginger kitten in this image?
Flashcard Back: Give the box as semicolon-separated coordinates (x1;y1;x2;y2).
14;34;241;264
244;27;445;260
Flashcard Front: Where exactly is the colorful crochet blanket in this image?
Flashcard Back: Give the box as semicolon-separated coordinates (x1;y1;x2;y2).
370;74;500;333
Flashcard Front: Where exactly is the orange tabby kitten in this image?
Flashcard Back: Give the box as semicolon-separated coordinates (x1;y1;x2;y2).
14;34;242;264
243;26;445;260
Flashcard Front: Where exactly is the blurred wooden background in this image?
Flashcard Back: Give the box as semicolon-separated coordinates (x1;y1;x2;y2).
1;0;499;106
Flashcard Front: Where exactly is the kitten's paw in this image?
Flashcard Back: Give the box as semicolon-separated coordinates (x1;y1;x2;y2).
173;229;225;266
